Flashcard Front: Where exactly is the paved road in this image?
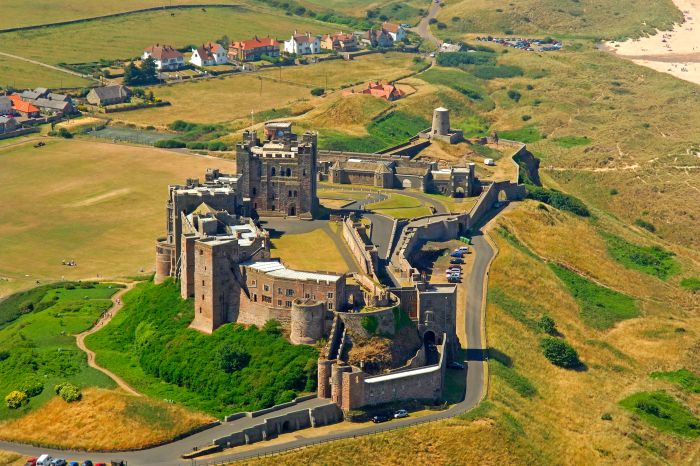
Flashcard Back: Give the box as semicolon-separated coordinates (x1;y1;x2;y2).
0;211;500;466
411;1;443;47
74;283;141;397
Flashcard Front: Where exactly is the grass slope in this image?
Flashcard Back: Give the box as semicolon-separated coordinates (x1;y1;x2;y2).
619;391;700;438
0;283;118;421
650;369;700;393
601;232;680;280
85;280;318;418
0;55;91;89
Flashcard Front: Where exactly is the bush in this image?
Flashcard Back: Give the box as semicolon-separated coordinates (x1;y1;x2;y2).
310;87;325;96
680;277;700;293
634;218;656;233
19;378;44;398
540;337;581;369
361;316;378;334
207;141;230;151
521;115;531;122
436;51;495;67
538;315;557;335
57;128;73;139
154;139;186;149
55;382;82;402
601;412;613;421
262;319;282;336
527;186;590;217
5;390;27;409
218;343;251;374
507;90;521;102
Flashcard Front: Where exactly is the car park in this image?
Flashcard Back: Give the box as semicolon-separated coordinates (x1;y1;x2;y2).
371;414;389;423
394;409;409;419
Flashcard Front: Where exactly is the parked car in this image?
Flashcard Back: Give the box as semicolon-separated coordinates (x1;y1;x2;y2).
24;458;37;466
458;246;469;253
50;459;67;466
81;461;93;466
450;252;463;258
68;462;79;466
394;409;409;418
37;455;53;466
450;258;464;264
448;277;460;283
448;361;465;370
371;414;389;423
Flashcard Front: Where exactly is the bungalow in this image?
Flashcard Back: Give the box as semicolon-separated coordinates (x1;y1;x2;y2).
143;44;185;70
359;28;394;48
228;36;280;62
345;81;404;101
8;94;40;118
33;98;73;116
382;22;406;42
87;85;131;106
320;32;358;52
0;116;19;134
283;32;320;55
190;42;228;67
0;96;12;115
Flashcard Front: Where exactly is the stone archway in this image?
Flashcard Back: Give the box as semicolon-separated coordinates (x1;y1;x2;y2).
288;205;296;216
402;179;413;189
455;186;465;198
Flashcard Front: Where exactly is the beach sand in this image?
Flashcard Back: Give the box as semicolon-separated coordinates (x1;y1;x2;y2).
605;0;700;86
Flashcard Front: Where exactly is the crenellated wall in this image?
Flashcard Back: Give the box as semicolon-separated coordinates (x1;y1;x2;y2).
342;217;379;279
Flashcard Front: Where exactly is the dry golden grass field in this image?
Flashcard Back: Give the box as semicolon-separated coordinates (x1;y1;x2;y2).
0;388;214;450
0;138;236;298
117;53;417;127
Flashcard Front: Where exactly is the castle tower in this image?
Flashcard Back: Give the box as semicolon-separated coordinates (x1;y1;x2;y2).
431;107;450;136
317;359;333;398
290;300;326;344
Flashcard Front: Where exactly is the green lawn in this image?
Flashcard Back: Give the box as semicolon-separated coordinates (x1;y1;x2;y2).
549;264;639;330
619;391;700;438
85;280;318;418
367;192;433;219
0;282;118;420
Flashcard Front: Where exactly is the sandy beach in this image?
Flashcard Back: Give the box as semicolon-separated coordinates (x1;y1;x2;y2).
605;0;700;86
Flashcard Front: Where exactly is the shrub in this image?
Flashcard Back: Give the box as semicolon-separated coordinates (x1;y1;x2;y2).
538;315;557;335
600;233;679;280
634;218;656;233
361;315;378;334
154;139;186;149
5;390;27;409
262;319;282;336
609;188;618;195
207;141;230;151
521;115;531;122
527;186;590;217
436;51;494;67
601;412;613;421
57;128;73;139
55;382;82;402
310;87;325;96
540;337;581;369
507;90;521;102
218;343;251;373
680;277;700;293
0;351;9;361
19;378;44;398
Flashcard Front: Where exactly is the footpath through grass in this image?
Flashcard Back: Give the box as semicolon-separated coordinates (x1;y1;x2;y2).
0;282;119;421
85;280;318;418
549;264;638;330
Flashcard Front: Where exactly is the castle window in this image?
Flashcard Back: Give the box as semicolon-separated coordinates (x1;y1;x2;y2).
285;300;292;308
271;167;276;176
328;302;333;310
251;280;256;287
253;294;257;302
201;294;204;301
288;190;292;197
202;280;205;286
199;250;203;255
262;295;272;303
286;168;291;177
286;289;294;296
293;190;297;198
199;307;202;313
303;169;306;176
277;299;282;306
264;284;270;292
327;292;334;299
252;187;257;196
305;293;310;299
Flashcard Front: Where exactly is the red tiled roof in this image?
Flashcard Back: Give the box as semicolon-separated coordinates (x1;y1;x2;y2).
144;44;183;60
382;22;401;33
231;37;278;50
195;41;225;60
9;94;39;113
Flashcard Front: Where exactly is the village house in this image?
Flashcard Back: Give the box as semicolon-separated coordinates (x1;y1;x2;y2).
143;44;185;70
0;116;19;134
0;96;12;115
86;85;131;106
352;81;404;101
358;28;394;48
320;32;358;52
228;37;280;62
283;31;320;55
8;95;40;118
18;88;74;116
190;41;228;67
381;22;407;42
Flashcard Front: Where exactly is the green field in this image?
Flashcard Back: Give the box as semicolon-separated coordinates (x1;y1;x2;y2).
650;369;700;394
86;127;176;145
0;6;335;65
601;233;680;280
0;55;92;89
0;138;237;298
0;282;118;421
619;391;700;438
85;280;318;417
367;192;433;219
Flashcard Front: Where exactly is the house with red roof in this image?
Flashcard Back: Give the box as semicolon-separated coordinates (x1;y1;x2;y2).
320;32;358;52
343;81;404;101
8;94;40;117
190;42;228;67
381;22;406;42
143;44;185;70
228;36;280;62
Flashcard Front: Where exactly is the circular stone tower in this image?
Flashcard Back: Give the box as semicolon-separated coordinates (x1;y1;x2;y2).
432;107;450;136
290;300;326;344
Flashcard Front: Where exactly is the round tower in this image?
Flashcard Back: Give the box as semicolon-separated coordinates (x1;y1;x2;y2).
431;107;450;136
290;300;326;344
154;239;173;284
317;359;333;398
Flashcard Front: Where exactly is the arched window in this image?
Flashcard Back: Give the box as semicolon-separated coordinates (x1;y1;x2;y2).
303;169;306;176
288;190;292;197
293;190;297;198
271;167;276;176
286;168;291;177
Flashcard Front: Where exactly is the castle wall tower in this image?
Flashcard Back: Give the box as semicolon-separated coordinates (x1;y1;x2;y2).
290;300;326;344
154;239;173;284
317;359;333;399
330;363;351;406
180;234;197;299
431;107;450;136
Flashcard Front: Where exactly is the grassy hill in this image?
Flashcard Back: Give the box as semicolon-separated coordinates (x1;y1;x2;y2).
85;280;319;418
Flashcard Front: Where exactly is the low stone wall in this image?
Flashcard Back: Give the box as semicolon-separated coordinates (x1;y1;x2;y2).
342;217;379;279
339;306;396;338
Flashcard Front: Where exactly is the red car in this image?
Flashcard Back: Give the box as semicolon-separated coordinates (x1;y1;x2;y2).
24;459;37;466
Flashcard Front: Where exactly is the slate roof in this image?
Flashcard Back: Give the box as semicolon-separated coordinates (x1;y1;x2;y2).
90;85;130;101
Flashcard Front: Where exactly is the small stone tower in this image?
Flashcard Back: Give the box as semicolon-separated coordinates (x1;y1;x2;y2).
431;107;450;136
290;299;326;344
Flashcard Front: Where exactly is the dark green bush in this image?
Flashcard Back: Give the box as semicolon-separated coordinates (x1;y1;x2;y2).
20;378;44;398
540;337;581;369
57;128;73;139
310;87;325;96
218;343;251;374
262;319;282;336
361;315;378;334
634;218;656;232
527;186;590;217
154;139;186;149
436;51;495;67
538;315;557;335
507;89;521;102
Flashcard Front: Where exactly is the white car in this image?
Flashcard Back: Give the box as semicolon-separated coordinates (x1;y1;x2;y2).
394;409;409;418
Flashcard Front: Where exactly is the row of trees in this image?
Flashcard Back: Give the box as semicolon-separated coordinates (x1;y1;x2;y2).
124;57;159;86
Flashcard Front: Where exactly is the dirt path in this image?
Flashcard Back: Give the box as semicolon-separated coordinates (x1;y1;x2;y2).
75;282;142;397
411;0;443;47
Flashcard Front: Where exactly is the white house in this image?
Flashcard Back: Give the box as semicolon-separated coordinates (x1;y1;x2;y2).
283;31;320;55
190;42;228;67
382;22;407;42
143;44;185;71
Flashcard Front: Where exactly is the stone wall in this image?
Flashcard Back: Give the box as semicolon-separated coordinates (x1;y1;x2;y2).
339;306;396;339
342;218;379;279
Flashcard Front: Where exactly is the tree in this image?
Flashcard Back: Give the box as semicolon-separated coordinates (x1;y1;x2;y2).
310;87;324;96
218;343;251;373
540;338;581;369
216;35;231;48
140;57;158;84
123;62;140;85
538;315;557;335
55;382;82;402
5;390;27;409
